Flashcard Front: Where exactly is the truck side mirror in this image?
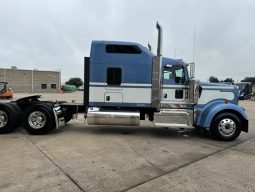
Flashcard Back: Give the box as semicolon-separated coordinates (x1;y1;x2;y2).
189;63;195;79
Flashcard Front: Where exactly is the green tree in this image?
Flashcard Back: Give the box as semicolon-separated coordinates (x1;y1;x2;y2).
223;78;234;84
209;76;219;83
65;77;83;88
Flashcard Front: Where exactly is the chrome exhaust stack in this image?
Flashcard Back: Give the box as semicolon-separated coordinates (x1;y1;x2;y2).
156;22;162;57
151;22;163;110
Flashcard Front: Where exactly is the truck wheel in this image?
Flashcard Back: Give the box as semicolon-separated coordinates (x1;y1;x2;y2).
210;113;241;141
0;103;19;133
23;104;56;135
8;103;23;127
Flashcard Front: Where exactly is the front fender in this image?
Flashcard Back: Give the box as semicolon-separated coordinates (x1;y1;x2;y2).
196;100;248;129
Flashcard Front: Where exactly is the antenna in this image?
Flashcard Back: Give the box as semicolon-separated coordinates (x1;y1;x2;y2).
193;25;196;63
148;43;152;51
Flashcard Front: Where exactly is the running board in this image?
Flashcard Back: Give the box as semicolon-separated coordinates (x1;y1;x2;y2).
154;109;193;126
154;123;193;128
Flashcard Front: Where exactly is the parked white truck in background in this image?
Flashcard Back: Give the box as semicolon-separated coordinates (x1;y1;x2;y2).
0;23;248;141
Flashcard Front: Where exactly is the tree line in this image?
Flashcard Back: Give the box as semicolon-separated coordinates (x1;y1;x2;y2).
209;76;255;85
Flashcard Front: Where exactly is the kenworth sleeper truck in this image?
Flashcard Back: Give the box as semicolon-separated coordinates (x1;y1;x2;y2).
0;23;248;141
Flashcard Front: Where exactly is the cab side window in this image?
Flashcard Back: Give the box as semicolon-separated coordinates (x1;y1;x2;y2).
175;68;184;78
163;65;185;83
163;67;173;80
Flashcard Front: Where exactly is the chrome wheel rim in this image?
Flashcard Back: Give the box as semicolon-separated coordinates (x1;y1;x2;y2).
0;110;8;128
28;111;46;129
218;118;236;137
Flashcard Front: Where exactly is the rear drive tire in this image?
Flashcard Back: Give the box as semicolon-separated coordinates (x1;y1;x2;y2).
0;103;19;133
23;104;56;135
210;113;241;141
8;102;23;128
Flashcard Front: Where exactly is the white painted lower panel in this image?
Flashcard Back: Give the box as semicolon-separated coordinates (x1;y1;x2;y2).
104;92;123;102
198;90;234;105
90;87;151;104
162;88;185;102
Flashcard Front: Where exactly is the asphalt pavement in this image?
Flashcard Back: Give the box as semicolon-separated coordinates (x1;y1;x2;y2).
0;93;254;192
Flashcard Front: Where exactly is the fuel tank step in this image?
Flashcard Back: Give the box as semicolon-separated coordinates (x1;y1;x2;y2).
154;109;193;126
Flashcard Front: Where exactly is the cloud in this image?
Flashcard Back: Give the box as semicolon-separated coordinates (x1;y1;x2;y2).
0;0;254;82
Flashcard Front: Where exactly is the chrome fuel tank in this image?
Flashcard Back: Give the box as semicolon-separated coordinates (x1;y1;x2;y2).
87;108;140;126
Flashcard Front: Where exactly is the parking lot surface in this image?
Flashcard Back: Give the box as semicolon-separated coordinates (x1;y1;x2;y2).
0;92;255;192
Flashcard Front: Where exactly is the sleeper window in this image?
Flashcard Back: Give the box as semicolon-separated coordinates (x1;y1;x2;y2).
106;45;141;54
107;68;122;86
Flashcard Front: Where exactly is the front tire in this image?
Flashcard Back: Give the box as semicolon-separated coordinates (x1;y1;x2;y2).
23;104;56;135
210;113;241;141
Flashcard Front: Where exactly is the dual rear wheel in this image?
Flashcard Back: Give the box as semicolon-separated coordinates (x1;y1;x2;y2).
23;104;56;135
0;103;22;133
0;103;57;135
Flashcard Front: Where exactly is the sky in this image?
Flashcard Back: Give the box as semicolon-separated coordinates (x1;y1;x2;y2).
0;0;254;83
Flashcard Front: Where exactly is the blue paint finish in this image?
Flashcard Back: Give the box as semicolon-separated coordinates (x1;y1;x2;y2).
195;99;248;128
90;41;154;84
162;57;183;66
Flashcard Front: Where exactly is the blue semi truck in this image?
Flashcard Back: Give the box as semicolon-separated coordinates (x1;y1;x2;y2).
236;82;252;100
0;23;248;141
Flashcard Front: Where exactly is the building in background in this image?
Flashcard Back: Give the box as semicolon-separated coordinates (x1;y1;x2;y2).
0;67;61;93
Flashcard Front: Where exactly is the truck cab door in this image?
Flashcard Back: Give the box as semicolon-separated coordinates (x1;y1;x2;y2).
154;64;194;126
161;65;188;108
103;67;123;103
